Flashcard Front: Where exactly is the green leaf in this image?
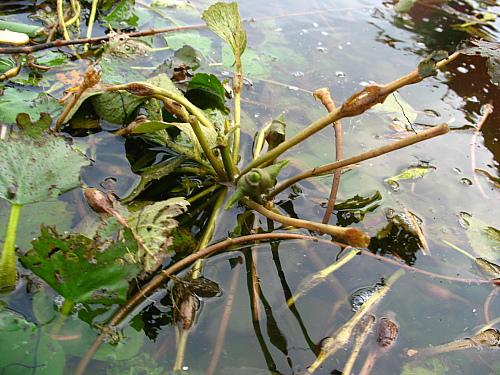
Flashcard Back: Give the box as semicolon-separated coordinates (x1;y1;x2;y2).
401;358;448;375
165;32;213;59
0;87;61;125
461;213;500;259
0;57;16;73
187;73;226;111
33;50;68;67
0;306;65;375
15;112;51;138
127;198;189;272
122;156;185;202
202;2;247;65
103;0;139;28
0;19;44;37
385;164;436;191
90;92;146;124
335;191;382;211
418;51;449;78
21;226;141;304
0;136;89;205
173;122;219;160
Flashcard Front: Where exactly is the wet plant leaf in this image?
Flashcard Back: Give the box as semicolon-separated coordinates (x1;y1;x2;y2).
103;0;139;28
33;50;68;67
165;32;213;59
21;226;141;304
265;115;286;150
461;40;500;85
0;136;89;205
401;358;448;375
202;2;246;66
0;306;65;375
186;73;226;111
173;121;219;160
463;215;499;259
418;51;449;78
385;164;435;190
0;87;61;124
475;257;500;278
395;0;417;13
15;112;51;138
127;198;189;272
336;191;382;210
123;157;185;202
105;353;165;375
90;92;146;124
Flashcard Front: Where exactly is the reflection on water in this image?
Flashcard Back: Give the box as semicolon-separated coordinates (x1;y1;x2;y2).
0;0;499;374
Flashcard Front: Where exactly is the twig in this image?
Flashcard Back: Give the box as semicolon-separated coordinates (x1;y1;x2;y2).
207;262;241;375
483;288;497;323
270;124;449;197
404;209;430;256
242;198;370;247
470;103;494;198
342;315;376;375
239;52;460;176
0;24;207;54
313;88;344;224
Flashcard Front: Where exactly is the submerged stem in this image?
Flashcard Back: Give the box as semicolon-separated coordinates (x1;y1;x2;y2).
232;92;241;166
0;203;22;292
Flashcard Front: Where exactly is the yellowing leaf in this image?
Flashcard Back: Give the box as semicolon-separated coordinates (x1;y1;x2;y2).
202;2;246;65
127;198;189;272
0;29;29;45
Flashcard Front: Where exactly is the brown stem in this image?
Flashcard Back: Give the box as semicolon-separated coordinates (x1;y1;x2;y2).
313;88;344;224
470;102;494;199
271;124;449;197
207;263;242;375
359;349;379;375
342;315;376;375
0;24;207;54
242;198;370;247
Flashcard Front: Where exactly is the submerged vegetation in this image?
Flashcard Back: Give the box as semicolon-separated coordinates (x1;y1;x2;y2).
0;0;499;374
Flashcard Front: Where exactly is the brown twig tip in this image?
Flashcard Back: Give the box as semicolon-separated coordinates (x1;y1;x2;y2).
125;83;154;96
344;228;370;248
340;84;387;117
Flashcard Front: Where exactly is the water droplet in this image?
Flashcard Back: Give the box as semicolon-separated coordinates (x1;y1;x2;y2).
274;27;283;32
182;366;189;371
457;66;469;74
453;167;462;174
387;180;400;192
335;71;346;78
321;31;329;36
254;113;260;118
292;71;304;77
338;45;344;50
460;178;472;186
288;85;299;91
467;96;479;103
423;109;440;117
312;22;319;27
434;27;443;32
316;46;328;53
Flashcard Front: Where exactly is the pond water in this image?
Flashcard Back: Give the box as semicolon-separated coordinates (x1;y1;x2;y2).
0;0;499;374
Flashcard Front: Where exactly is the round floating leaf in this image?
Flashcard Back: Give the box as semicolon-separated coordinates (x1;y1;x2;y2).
0;307;65;375
0;136;89;205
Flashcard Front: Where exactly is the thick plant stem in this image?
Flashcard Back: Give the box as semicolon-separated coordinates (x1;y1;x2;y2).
220;144;236;181
239;52;460;176
86;0;98;40
57;0;71;41
242;198;370;247
271;124;449;197
0;203;22;292
191;188;227;278
232;92;241;165
342;315;376;375
50;299;75;336
188;116;227;180
107;83;216;130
